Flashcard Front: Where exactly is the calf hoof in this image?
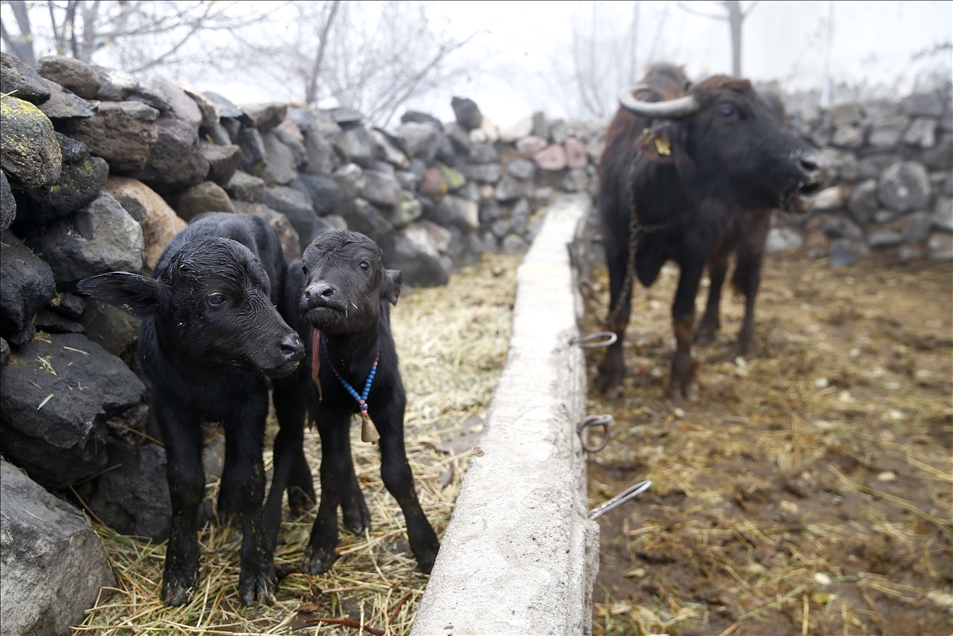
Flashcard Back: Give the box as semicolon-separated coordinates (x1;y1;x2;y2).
161;569;197;606
216;491;237;526
288;486;316;518
239;565;277;606
415;543;440;574
342;497;371;535
302;544;338;575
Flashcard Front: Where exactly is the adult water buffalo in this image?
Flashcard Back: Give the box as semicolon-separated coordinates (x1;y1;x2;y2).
595;64;825;397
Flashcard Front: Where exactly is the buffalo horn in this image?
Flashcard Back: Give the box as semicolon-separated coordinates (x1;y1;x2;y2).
618;84;699;119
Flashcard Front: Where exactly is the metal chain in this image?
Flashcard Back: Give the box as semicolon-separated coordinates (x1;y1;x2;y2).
605;158;668;331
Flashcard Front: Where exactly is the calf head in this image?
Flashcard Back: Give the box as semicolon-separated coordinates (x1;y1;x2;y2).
298;231;401;335
78;237;303;378
620;75;827;214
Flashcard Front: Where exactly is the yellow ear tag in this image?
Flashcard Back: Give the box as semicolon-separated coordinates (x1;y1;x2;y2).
654;137;672;156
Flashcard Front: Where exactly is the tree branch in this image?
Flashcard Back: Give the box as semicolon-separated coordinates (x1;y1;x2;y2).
675;1;728;21
128;2;216;73
4;0;36;64
305;0;340;106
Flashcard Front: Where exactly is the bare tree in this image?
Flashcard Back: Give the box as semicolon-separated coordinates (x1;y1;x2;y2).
676;1;758;77
1;1;37;64
546;2;670;120
235;2;479;125
0;1;263;72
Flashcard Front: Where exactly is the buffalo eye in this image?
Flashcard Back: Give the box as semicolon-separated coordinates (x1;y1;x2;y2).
301;264;308;275
359;261;370;271
207;292;227;307
718;104;737;120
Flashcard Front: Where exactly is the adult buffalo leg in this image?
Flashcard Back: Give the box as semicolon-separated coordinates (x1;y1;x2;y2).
670;257;705;399
596;239;633;393
156;400;205;607
371;394;440;573
221;390;276;606
731;210;770;357
696;251;729;346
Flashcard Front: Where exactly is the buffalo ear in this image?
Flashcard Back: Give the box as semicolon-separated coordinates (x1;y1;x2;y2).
382;269;402;306
76;272;165;317
637;122;681;163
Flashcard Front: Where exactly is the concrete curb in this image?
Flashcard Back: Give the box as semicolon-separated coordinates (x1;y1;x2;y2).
412;194;599;636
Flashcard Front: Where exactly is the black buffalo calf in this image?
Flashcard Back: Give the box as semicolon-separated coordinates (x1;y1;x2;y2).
268;230;440;575
77;213;304;606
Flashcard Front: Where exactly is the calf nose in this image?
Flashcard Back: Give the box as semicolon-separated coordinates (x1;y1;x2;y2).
305;282;335;301
281;332;304;362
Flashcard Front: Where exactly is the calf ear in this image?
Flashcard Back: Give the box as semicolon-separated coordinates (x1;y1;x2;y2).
382;269;402;305
76;272;165;317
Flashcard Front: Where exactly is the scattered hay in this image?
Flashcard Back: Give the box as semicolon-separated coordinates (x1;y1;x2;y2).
585;256;953;636
74;253;522;635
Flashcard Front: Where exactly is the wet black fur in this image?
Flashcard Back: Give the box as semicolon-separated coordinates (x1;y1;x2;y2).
268;230;440;575
77;213;304;606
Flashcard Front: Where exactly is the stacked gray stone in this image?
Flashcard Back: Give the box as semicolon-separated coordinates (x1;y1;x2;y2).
771;86;953;264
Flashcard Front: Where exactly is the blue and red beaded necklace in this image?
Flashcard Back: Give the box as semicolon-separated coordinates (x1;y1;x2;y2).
312;330;380;442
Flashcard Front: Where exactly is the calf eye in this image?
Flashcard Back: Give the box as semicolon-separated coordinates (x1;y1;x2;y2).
301;265;309;275
207;293;227;307
359;261;370;271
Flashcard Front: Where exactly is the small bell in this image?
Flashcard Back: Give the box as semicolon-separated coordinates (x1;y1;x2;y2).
361;412;380;443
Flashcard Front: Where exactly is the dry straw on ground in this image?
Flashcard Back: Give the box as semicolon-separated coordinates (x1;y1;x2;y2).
584;256;952;636
74;253;522;635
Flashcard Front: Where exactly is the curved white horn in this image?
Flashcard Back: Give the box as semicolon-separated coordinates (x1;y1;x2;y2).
618;84;699;119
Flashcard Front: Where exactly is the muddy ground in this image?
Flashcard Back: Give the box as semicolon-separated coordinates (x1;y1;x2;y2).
582;254;952;636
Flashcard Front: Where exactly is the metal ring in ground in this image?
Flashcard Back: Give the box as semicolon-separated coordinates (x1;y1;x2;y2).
574;331;618;349
577;414;612;452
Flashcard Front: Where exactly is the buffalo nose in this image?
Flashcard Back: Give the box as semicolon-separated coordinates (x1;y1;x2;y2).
798;151;824;175
281;333;304;361
305;282;335;301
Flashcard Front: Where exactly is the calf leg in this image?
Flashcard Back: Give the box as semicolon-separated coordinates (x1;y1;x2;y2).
696;252;728;345
265;378;313;551
155;400;205;607
341;466;371;535
303;409;355;574
372;397;440;573
221;390;276;606
670;258;704;399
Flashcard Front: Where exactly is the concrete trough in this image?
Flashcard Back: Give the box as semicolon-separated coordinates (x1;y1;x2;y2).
412;194;599;636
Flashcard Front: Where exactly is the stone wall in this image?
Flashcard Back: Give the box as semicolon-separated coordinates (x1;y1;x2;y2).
768;88;953;265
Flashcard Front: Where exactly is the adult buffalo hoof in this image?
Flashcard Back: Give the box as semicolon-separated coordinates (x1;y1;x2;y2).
595;351;625;394
694;318;719;346
668;353;700;400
